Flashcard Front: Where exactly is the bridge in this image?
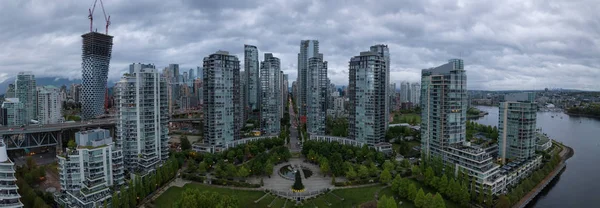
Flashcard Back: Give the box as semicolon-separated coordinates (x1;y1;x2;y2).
0;117;202;150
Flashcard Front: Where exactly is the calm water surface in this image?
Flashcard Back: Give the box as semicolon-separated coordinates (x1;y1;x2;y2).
473;105;600;208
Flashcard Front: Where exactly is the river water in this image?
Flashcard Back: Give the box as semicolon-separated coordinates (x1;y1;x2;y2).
473;105;600;208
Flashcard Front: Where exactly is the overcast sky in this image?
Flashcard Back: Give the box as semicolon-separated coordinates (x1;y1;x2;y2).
0;0;599;90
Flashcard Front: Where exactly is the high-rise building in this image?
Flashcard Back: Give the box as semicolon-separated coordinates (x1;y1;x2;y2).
0;141;23;207
410;82;421;106
115;66;169;175
421;59;468;157
348;51;387;145
203;51;241;146
5;84;15;98
56;129;124;208
129;63;154;74
165;64;180;114
498;92;537;163
421;59;505;193
15;72;36;123
81;32;113;120
70;84;82;103
369;45;390;130
282;74;289;115
297;40;321;122
37;86;64;125
240;71;248;126
280;71;285;119
1;98;26;126
245;45;260;111
196;67;203;79
306;56;328;134
260;53;281;135
400;81;410;103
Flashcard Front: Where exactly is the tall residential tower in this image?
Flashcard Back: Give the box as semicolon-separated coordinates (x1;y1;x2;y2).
115;65;169;175
203;51;241;146
15;72;36;123
306;56;328;134
297;40;321;122
245;45;260;111
498;92;537;163
260;53;281;135
81;32;113;120
348;50;388;145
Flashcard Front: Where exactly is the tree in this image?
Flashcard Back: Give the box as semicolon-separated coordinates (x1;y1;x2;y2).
238;166;250;179
415;188;426;208
398;178;410;198
346;166;358;181
424;193;433;208
292;171;304;190
264;161;274;176
496;195;511;208
407;183;418;201
180;136;191;151
198;161;207;174
432;193;446;208
486;188;494;208
383;160;395;171
424;167;435;186
391;175;402;194
67;139;76;149
358;165;369;179
377;195;398;208
477;184;485;205
112;191;120;208
412;165;421;176
369;162;380;177
438;174;448;194
320;159;330;175
380;168;392;184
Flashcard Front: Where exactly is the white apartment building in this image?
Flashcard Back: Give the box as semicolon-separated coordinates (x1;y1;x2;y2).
56;129;124;208
37;86;64;125
0;141;23;208
115;66;169;176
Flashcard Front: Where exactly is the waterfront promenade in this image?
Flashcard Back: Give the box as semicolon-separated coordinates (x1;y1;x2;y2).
513;142;574;208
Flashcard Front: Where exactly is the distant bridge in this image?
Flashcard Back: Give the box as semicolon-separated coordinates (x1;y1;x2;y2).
0;117;202;150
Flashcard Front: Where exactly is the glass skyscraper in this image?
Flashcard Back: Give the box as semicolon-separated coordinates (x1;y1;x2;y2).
297;40;320;122
245;45;260;111
348;50;388;145
306;56;328;135
260;53;281;135
203;51;241;145
498;92;537;163
81;32;113;120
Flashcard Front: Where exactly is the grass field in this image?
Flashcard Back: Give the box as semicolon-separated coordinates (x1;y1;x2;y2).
154;183;388;208
392;113;421;125
153;183;269;208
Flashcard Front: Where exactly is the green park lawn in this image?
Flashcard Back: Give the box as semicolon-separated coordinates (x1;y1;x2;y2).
392;113;421;125
153;183;269;208
154;183;388;208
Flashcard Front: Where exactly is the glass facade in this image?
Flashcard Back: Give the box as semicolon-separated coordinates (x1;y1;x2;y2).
81;32;113;120
245;45;260;111
203;51;241;145
306;56;328;134
498;92;537;163
260;53;281;135
348;51;387;145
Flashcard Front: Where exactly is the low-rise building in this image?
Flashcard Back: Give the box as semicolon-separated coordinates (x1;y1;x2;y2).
536;132;552;152
445;142;506;194
308;134;393;154
500;155;543;188
56;129;124;208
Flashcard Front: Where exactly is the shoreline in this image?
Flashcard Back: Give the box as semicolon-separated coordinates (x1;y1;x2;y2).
564;112;600;119
514;142;574;208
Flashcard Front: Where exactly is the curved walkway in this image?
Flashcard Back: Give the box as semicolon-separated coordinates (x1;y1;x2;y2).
512;142;574;208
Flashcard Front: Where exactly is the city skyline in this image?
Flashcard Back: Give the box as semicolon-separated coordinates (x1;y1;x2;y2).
0;0;599;91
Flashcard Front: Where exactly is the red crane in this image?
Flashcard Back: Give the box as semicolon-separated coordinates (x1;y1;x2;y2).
88;0;111;34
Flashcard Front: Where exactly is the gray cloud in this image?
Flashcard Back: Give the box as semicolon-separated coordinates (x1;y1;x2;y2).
0;0;599;90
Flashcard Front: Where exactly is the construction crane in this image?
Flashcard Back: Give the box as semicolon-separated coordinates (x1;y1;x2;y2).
88;0;111;35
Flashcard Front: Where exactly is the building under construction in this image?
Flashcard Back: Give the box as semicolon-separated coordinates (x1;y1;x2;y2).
80;32;113;120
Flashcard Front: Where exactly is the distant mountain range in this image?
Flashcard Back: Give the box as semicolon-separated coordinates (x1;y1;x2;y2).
0;77;115;95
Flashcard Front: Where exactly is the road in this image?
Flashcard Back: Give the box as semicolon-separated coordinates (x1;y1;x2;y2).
0;118;116;134
288;99;301;152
